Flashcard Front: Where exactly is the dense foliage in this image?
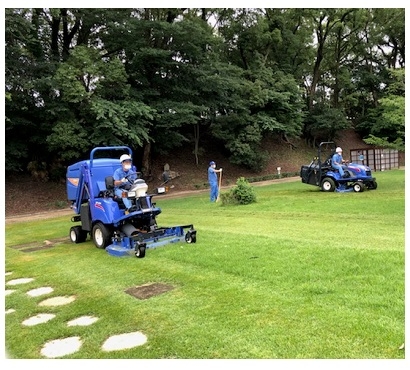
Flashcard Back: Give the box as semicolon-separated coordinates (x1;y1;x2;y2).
220;177;257;205
5;8;405;177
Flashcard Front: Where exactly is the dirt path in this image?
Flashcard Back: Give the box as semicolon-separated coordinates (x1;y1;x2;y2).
5;177;300;224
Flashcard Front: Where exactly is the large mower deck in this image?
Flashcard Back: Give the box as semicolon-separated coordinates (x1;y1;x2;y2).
106;225;197;257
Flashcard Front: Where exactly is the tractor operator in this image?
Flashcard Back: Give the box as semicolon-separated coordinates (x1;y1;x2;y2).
332;147;349;178
113;154;138;212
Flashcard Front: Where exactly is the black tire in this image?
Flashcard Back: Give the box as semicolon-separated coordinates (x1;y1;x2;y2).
135;245;146;258
69;226;87;244
353;182;365;193
92;222;112;249
320;177;336;192
371;181;378;190
185;232;196;244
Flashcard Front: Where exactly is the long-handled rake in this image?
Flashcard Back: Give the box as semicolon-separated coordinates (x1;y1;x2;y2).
216;170;222;202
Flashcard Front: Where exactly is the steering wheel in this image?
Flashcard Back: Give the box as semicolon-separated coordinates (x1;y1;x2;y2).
124;173;137;184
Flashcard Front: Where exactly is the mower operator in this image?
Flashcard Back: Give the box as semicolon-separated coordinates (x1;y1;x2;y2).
113;154;138;211
208;161;222;202
332;147;348;178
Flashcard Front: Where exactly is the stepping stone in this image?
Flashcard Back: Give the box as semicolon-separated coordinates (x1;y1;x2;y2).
6;309;16;314
6;278;34;285
5;272;12;276
102;331;147;351
38;296;76;307
5;290;16;296
40;336;82;358
22;313;56;326
67;316;99;326
26;287;54;297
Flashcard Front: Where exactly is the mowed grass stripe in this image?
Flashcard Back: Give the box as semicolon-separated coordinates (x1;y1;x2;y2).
5;170;404;359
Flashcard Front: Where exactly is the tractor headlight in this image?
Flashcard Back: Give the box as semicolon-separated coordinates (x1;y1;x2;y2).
127;191;136;198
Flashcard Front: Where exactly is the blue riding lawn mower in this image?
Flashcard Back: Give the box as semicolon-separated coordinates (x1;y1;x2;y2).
66;146;197;258
300;141;378;193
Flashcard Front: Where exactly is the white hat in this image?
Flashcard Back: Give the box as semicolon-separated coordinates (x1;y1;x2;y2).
335;147;342;153
120;154;132;162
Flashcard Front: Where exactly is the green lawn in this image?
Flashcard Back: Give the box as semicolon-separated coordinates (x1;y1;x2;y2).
5;170;405;359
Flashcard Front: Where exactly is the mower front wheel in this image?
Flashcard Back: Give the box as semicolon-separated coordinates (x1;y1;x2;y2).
320;177;336;192
353;182;365;192
185;231;197;244
369;181;378;190
135;245;146;258
69;226;88;244
92;222;111;249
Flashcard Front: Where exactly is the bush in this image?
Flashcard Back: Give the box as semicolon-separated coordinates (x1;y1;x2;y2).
221;177;256;205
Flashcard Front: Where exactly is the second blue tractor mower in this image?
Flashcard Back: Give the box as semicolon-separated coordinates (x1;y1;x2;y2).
300;142;378;193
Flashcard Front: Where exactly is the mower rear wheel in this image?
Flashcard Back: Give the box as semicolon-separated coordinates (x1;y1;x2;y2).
135;245;146;258
353;182;365;192
92;222;111;249
320;177;336;192
69;226;88;244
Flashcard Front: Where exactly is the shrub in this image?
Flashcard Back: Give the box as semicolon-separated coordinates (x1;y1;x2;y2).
221;177;256;205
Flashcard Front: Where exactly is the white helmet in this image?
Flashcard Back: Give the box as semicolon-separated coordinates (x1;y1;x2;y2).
120;154;132;162
335;147;342;153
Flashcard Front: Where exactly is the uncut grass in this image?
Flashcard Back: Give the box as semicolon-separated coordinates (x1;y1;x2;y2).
5;170;404;359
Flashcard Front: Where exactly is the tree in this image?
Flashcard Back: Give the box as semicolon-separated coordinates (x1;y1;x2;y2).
5;8;54;172
49;46;154;160
5;8;405;177
212;9;305;169
362;68;405;150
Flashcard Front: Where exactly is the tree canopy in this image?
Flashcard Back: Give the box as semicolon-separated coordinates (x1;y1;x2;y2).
5;8;405;177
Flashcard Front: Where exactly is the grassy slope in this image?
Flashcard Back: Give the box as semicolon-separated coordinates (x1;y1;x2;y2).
6;129;400;217
147;129;376;191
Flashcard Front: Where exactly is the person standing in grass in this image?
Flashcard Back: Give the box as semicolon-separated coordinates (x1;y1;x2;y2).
208;161;222;202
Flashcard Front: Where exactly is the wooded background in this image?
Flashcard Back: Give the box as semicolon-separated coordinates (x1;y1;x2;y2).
5;8;405;179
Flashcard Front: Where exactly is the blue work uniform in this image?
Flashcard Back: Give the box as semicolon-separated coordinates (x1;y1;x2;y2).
331;153;345;177
113;167;137;209
208;166;219;202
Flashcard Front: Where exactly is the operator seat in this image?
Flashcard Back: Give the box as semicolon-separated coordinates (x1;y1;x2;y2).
321;155;333;171
97;176;114;198
97;176;115;199
105;176;115;194
103;176;125;208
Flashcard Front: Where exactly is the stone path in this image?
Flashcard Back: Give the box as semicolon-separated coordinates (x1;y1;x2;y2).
5;271;148;358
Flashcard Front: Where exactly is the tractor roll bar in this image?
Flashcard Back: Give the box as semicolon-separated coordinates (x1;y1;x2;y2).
90;146;133;169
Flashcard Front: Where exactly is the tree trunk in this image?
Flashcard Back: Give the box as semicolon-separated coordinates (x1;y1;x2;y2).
193;123;200;166
141;142;152;180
